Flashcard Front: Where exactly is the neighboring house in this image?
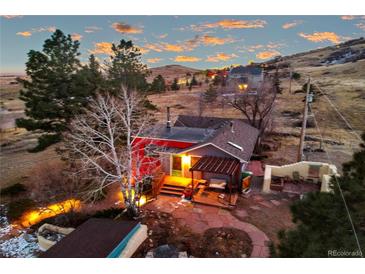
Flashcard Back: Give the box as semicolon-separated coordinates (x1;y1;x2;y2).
133;110;259;199
226;65;263;94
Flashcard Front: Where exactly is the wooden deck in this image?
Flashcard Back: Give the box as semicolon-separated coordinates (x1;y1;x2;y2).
193;187;238;209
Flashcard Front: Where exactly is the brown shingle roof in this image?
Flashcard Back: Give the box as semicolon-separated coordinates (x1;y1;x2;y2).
180;119;259;162
40;218;139;258
174;115;235;129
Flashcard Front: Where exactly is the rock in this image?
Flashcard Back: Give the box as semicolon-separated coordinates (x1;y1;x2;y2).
178;251;188;258
145;251;154;258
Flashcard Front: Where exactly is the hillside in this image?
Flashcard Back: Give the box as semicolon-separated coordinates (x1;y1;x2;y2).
147;64;201;83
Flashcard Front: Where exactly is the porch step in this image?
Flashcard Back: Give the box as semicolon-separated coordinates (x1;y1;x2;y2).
159;183;186;197
159;189;184;197
162;184;186;190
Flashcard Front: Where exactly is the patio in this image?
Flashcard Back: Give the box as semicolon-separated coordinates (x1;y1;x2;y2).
143;196;270;257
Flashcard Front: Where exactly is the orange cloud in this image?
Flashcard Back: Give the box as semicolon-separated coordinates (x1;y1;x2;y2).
16;26;56;38
282;20;303;29
202;35;233;45
147;58;162;63
341;15;356;20
159;33;168;39
206;53;237;62
71;33;82;41
144;43;163;52
85;26;102;33
256;50;280;60
197;19;266;30
16;31;32;37
247;44;264;52
2;15;23;19
356;22;365;31
174;56;201;62
299;32;340;43
89;42;113;55
111;22;143;34
136;46;150;54
161;43;185;52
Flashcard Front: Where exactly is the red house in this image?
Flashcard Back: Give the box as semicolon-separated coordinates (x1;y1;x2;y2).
133;108;259;204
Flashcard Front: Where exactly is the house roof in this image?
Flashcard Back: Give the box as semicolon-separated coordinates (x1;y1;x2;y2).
40;218;139;258
180;118;259;162
190;156;240;176
229;66;262;76
141;124;215;143
174;115;236;129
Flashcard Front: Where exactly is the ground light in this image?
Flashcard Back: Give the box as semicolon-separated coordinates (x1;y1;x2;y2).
16;199;81;228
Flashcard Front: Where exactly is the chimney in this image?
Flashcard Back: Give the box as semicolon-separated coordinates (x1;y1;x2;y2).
166;106;171;129
230;121;235;133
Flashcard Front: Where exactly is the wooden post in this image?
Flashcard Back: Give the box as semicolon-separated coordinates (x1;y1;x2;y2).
191;170;194;201
297;77;311;162
229;176;232;205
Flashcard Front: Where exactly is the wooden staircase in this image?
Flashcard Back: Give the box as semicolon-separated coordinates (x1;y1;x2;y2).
159;183;186;197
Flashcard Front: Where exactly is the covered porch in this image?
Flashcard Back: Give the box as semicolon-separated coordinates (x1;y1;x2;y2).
189;156;241;207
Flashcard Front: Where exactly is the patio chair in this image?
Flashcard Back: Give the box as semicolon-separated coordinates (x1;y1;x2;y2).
292;171;305;184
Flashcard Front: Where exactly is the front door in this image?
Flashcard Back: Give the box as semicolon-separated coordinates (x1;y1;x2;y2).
172;155;182;177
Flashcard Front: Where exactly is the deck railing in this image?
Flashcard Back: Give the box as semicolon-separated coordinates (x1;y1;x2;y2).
152;168;165;198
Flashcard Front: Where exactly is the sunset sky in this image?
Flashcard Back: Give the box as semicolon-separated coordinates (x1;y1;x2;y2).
1;15;365;74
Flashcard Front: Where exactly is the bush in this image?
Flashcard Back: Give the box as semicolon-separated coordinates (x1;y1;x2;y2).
0;183;27;196
29;134;61;152
292;72;301;80
7;198;36;222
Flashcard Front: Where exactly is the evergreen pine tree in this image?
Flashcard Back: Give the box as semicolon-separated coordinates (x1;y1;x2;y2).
107;39;150;92
16;29;95;151
150;74;166;92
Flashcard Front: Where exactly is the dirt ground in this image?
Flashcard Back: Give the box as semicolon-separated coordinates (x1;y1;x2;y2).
231;193;296;247
133;209;253;258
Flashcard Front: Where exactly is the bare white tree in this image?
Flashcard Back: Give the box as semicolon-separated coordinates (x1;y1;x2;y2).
65;86;159;216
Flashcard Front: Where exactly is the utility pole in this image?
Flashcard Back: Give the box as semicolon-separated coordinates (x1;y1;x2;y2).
297;77;311;162
288;67;293;94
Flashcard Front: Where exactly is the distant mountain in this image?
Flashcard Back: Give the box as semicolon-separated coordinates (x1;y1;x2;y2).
148;65;202;83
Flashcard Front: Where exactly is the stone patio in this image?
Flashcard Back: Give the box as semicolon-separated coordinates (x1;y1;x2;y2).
144;196;270;258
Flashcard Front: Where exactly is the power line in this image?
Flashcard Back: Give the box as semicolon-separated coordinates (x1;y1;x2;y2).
311;107;363;257
290;72;363;255
295;72;362;142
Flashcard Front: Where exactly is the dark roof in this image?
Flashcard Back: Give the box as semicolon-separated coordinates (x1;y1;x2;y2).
181;119;259;162
190;156;240;176
141;124;215;143
174;115;234;129
40;218;139;258
230;66;262;75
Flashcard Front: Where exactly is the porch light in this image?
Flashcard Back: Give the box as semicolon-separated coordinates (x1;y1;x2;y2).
182;155;191;166
238;84;248;91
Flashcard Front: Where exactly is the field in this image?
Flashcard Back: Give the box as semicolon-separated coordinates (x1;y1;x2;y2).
1;40;365;188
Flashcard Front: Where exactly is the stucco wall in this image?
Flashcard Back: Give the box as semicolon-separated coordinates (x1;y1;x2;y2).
262;161;338;193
